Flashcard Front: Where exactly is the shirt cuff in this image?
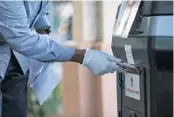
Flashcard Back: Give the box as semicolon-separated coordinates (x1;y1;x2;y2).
54;43;75;62
34;15;51;30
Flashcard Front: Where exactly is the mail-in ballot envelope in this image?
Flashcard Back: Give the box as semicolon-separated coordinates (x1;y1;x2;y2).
29;59;62;105
113;0;141;38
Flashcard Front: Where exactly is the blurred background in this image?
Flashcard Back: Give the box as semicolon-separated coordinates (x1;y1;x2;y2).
28;1;122;117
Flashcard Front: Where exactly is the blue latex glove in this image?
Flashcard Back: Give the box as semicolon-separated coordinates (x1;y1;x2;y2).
82;49;123;76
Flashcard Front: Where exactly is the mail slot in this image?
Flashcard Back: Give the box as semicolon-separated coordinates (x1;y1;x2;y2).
112;1;173;117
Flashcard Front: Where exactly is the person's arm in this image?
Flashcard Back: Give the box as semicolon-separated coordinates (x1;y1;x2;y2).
33;2;86;64
0;1;75;63
34;2;51;34
0;1;123;76
69;49;86;64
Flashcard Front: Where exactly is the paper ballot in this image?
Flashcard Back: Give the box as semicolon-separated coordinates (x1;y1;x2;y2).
29;60;61;105
113;0;141;38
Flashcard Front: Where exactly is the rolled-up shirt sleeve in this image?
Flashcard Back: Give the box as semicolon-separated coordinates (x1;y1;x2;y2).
34;2;51;30
0;1;75;62
34;15;51;30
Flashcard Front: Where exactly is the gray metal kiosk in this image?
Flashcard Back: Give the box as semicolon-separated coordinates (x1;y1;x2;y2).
112;1;173;117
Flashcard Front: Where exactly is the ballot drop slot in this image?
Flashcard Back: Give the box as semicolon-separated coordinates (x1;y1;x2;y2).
112;1;173;117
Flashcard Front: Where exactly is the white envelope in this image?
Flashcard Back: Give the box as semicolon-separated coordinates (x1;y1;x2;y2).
29;59;62;105
113;0;141;38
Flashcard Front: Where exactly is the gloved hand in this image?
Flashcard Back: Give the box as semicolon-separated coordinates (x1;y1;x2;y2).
82;49;123;76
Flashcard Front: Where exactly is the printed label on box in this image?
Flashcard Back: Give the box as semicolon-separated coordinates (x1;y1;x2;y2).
125;73;140;100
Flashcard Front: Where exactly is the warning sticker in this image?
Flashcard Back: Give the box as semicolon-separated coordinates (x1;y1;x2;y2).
125;73;140;100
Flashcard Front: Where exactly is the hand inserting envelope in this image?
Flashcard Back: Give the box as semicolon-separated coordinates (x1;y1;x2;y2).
28;59;61;105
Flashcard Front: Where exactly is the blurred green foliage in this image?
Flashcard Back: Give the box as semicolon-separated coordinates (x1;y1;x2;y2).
28;84;63;117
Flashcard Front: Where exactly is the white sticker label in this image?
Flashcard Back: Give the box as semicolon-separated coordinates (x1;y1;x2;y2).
125;73;140;100
125;45;135;64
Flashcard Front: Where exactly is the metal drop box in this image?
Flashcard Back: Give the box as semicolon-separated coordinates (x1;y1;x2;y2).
112;1;173;117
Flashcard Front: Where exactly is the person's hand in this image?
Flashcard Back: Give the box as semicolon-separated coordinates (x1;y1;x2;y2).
82;49;123;76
